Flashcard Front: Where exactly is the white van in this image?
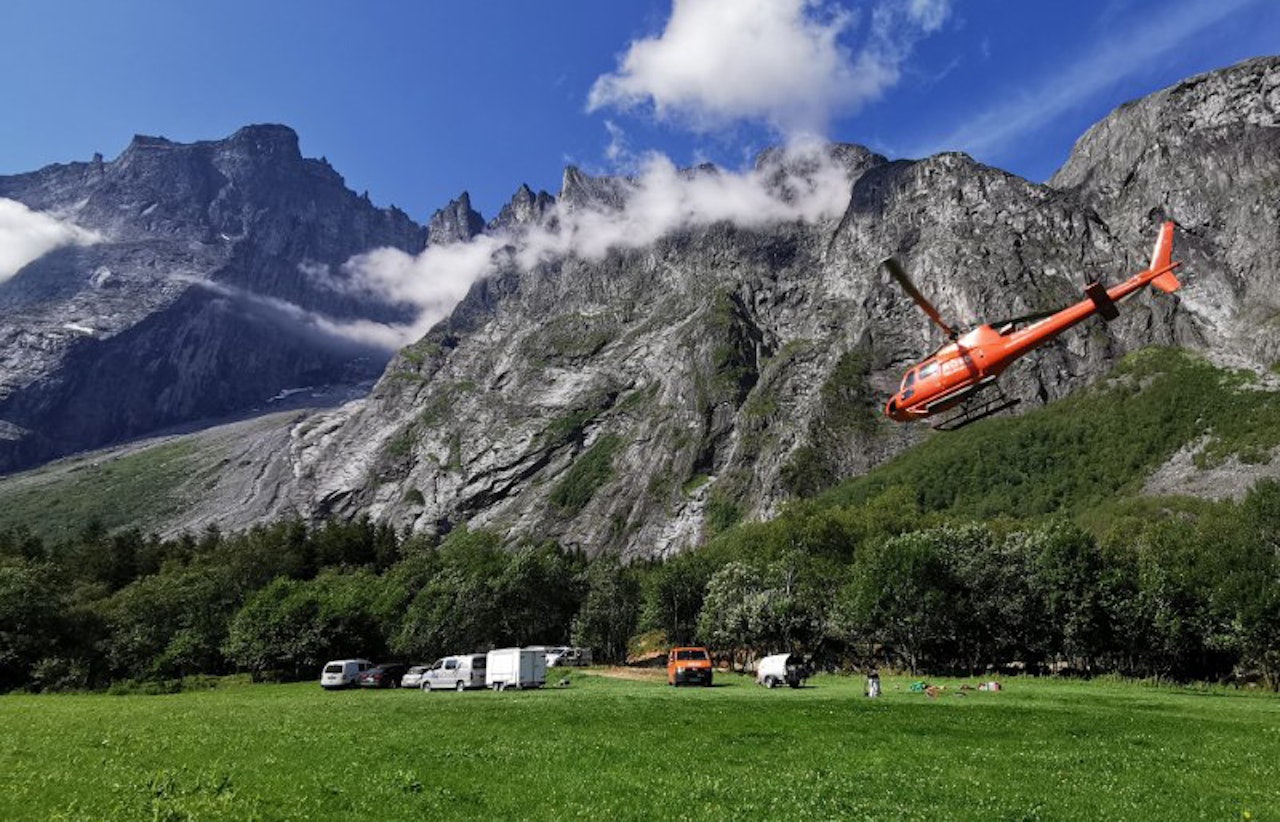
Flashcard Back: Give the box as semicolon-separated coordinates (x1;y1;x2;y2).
420;654;487;691
486;647;546;690
320;658;372;690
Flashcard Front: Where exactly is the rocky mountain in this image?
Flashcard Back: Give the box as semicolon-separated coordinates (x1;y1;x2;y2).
147;56;1276;558
4;57;1277;559
0;125;428;473
1051;55;1280;368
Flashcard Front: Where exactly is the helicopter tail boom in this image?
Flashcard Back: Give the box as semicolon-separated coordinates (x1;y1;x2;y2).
1147;221;1181;293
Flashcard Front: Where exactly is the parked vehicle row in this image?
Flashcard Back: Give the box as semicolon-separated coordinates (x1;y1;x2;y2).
323;648;806;692
320;647;548;691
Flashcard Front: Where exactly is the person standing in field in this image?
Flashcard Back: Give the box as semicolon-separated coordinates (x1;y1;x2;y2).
867;669;881;698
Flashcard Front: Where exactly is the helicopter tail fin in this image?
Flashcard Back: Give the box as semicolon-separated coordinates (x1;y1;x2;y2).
1147;221;1181;293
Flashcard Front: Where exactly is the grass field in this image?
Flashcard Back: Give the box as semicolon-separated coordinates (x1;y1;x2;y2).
2;671;1277;821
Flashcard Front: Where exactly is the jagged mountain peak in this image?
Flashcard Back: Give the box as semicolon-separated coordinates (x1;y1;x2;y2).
558;166;634;213
227;123;303;152
427;191;486;245
754;141;886;176
488;183;556;232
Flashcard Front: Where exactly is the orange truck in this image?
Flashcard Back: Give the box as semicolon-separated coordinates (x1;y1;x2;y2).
667;647;713;687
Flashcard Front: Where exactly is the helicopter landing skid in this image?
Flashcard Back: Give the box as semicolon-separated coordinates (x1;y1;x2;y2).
930;392;1020;431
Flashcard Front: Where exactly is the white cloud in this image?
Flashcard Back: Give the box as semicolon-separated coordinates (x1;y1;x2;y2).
0;198;100;282
913;0;1261;163
588;0;951;139
336;142;858;349
337;239;505;346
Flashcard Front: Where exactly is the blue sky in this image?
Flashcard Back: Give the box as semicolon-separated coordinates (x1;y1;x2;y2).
2;0;1277;223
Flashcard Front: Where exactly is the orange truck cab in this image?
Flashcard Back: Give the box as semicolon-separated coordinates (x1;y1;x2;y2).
667;647;713;687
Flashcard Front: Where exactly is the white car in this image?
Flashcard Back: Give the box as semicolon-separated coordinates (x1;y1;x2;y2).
400;665;430;689
320;658;372;690
545;646;593;667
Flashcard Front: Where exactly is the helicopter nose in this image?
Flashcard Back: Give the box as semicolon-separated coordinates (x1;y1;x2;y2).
885;397;898;417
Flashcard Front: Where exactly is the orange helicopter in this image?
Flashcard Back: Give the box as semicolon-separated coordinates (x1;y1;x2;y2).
883;221;1181;430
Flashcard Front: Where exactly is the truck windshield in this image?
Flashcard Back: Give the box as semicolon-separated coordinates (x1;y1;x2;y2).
676;649;708;661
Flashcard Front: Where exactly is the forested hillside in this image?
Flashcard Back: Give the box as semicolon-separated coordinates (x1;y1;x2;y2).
3;349;1276;692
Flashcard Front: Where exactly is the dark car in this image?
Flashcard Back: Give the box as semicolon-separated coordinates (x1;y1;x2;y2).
358;663;408;689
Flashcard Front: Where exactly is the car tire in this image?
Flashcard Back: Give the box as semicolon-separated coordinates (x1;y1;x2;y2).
765;676;778;689
421;682;431;692
456;680;466;692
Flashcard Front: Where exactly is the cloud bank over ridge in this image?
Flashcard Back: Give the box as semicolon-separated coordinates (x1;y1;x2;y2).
334;143;859;349
0;198;100;282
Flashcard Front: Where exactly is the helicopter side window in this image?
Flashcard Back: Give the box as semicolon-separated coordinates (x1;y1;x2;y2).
901;368;917;400
918;361;939;380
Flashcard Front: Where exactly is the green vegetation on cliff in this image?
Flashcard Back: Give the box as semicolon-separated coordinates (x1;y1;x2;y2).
822;347;1280;518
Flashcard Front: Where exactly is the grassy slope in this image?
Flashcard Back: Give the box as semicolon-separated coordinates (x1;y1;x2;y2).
0;441;206;543
1;673;1276;821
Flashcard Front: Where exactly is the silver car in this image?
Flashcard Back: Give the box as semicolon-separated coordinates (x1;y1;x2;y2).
400;665;430;689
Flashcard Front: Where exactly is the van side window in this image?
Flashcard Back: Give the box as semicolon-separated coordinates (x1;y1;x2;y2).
445;659;457;670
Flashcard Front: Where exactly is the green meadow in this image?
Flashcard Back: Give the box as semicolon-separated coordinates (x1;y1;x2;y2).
2;672;1276;821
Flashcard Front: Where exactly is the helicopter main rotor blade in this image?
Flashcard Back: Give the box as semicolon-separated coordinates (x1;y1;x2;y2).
989;308;1057;329
881;257;956;340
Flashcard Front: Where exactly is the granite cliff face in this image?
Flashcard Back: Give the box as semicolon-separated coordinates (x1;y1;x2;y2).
159;57;1277;557
1051;55;1280;368
0;125;428;472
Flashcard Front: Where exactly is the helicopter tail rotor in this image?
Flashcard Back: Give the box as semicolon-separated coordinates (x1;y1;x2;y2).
881;257;957;340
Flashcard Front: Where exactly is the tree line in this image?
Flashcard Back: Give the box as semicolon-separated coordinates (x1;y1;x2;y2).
1;480;1277;692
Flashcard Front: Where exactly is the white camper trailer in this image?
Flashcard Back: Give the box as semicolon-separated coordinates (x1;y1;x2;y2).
756;653;808;688
485;647;547;691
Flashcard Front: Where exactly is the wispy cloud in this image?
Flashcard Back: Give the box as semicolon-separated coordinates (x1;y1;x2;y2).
911;0;1261;163
0;198;100;282
588;0;951;140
